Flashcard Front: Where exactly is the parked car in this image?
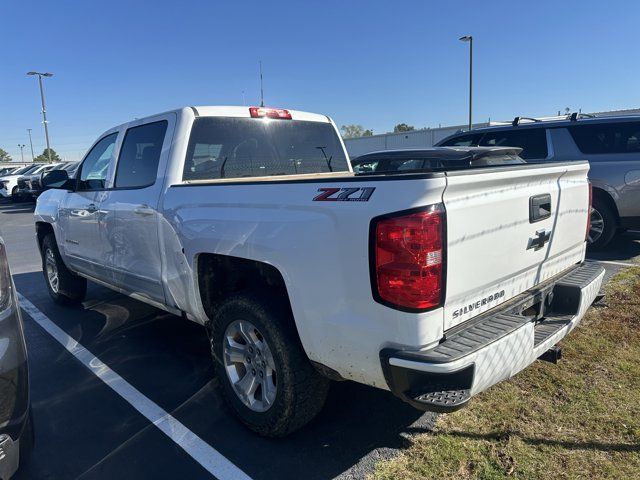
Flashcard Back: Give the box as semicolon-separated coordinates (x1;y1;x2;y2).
0;164;44;201
0;167;20;177
20;162;79;201
35;105;603;437
437;114;640;249
15;164;63;203
0;232;33;478
351;146;526;174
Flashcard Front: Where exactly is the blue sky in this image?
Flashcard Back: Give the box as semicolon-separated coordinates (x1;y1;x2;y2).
1;0;639;161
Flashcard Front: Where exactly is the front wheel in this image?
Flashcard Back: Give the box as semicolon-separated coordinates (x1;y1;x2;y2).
587;200;616;250
41;234;87;305
211;293;330;437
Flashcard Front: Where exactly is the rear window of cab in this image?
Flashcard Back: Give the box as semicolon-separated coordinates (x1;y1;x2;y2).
183;117;348;181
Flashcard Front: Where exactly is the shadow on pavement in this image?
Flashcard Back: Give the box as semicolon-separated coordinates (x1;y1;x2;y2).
0;199;35;214
586;231;640;263
14;271;434;480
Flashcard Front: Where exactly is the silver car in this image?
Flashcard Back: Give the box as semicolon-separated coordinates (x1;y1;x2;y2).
437;114;640;249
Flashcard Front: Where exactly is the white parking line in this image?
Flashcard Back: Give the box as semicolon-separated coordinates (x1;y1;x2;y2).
17;293;253;480
587;259;638;268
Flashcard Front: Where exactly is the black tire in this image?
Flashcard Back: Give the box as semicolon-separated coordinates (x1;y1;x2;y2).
210;293;330;437
588;199;616;250
41;233;87;305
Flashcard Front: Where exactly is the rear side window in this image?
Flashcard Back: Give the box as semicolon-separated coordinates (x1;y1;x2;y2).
568;122;640;154
439;133;481;147
183;117;348;181
115;121;168;188
479;128;548;160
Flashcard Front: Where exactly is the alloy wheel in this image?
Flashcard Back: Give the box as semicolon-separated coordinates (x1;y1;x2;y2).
223;319;277;412
588;207;604;244
45;248;59;293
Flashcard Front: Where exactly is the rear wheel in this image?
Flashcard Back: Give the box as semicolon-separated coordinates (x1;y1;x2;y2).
587;199;616;250
41;234;87;305
211;293;329;437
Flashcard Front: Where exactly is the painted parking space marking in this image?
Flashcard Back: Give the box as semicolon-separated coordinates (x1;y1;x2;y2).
17;293;252;480
587;259;638;268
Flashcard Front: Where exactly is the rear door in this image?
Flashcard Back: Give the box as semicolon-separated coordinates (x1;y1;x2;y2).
442;162;590;330
566;121;640;220
101;114;175;304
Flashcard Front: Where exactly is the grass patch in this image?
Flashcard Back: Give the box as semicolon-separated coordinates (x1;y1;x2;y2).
372;268;640;480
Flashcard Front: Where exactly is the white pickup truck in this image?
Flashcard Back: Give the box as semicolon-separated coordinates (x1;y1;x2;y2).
34;106;604;437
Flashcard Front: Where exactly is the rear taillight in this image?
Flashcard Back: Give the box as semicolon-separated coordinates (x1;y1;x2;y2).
249;107;292;119
585;182;592;242
371;205;445;311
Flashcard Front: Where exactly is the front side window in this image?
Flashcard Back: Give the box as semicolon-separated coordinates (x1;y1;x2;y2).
479;128;548;160
77;133;118;190
115;121;168;188
568;121;640;154
183;117;349;181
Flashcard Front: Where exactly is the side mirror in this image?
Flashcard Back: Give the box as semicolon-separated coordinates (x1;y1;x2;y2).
41;169;72;191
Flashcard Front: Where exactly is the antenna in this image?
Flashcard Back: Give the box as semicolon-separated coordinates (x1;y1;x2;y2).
259;61;264;107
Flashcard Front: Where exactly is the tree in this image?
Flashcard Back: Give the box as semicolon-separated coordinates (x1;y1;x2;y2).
34;148;62;163
393;123;415;133
341;124;376;139
0;148;11;162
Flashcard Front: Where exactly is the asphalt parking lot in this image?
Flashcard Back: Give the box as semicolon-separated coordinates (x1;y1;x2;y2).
2;199;638;480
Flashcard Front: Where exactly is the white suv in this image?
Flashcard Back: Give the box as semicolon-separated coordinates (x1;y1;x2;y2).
0;164;45;201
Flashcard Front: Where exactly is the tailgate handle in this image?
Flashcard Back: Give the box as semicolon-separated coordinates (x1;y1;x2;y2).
529;194;551;223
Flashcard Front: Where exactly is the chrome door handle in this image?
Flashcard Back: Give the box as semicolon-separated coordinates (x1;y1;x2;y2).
134;204;154;216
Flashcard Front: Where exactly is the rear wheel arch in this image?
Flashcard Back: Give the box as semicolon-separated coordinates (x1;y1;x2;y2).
591;187;620;225
196;253;301;339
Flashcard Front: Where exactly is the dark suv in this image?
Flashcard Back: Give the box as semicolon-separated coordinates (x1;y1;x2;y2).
437;114;640;249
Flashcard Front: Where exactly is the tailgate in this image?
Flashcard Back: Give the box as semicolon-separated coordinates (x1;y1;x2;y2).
442;162;590;330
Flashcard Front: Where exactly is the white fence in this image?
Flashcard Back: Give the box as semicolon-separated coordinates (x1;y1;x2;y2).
344;123;488;157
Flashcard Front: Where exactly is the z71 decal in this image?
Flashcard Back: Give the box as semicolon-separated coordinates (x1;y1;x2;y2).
313;187;376;202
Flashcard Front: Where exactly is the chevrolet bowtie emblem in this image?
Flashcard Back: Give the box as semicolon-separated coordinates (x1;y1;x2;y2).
527;229;551;251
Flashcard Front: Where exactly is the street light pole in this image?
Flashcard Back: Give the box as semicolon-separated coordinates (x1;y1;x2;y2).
27;129;35;161
459;35;473;130
27;71;54;163
18;144;25;163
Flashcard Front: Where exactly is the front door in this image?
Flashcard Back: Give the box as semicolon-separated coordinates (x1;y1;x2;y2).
59;132;118;281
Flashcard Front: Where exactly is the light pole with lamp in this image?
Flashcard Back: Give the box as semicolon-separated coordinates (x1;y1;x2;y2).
27;129;35;161
26;71;54;163
18;144;26;163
